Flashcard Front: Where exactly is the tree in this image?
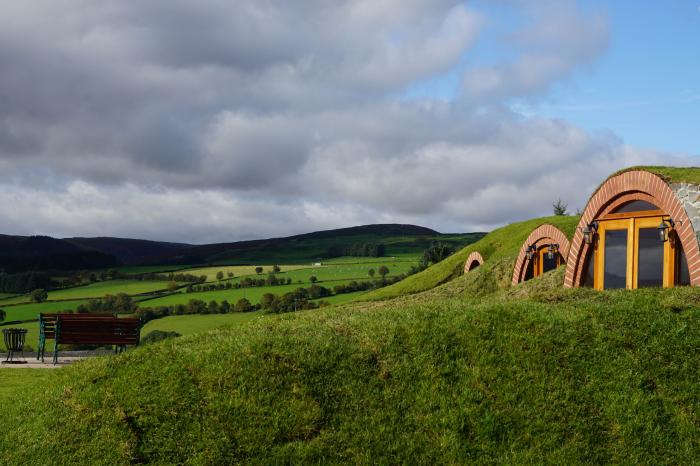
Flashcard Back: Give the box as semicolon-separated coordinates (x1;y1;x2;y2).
420;242;455;268
368;268;376;278
235;298;253;313
272;265;281;273
0;309;5;323
378;265;390;279
227;272;234;279
255;266;263;275
167;281;178;292
220;300;231;313
309;275;318;284
30;289;48;303
216;271;224;281
553;198;568;216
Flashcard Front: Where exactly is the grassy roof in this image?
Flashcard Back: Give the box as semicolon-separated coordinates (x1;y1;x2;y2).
360;215;579;301
612;166;700;185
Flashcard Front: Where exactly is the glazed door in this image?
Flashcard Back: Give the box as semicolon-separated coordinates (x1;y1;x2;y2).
596;219;631;289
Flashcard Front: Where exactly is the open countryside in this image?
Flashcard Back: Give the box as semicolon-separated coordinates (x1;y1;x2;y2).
2;1;700;465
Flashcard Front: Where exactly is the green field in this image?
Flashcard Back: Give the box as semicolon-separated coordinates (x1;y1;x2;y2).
0;280;175;306
3;217;700;463
140;279;354;308
176;264;312;282
1;300;89;322
142;312;263;337
114;265;191;274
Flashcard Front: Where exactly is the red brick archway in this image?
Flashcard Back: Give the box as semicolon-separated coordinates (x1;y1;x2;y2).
564;170;700;287
512;224;571;285
464;251;484;273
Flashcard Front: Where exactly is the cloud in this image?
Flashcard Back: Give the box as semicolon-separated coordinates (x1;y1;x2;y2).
0;0;692;243
462;1;608;101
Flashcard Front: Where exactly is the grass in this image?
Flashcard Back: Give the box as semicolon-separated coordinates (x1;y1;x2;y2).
141;312;263;337
2;285;700;464
1;300;89;322
0;369;51;405
0;280;175;306
140;278;364;308
360;215;579;301
3;216;699;463
176;264;312;282
113;265;191;274
616;166;700;185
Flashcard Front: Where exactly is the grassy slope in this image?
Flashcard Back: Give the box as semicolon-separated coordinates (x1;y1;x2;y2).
360;215;579;301
141;312;263;337
3;215;700;464
3;286;700;464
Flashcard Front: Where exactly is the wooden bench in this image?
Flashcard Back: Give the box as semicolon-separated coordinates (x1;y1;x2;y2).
38;313;141;364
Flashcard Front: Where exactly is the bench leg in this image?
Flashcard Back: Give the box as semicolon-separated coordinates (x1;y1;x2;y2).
53;338;58;365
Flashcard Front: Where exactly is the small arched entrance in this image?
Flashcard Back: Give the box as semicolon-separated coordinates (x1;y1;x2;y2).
512;224;571;285
464;252;484;274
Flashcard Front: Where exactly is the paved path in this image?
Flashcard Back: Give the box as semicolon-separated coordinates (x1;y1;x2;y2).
0;356;87;369
0;351;110;369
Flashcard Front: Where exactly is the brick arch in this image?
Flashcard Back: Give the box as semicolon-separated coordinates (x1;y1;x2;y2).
464;251;484;273
564;170;700;287
512;224;571;285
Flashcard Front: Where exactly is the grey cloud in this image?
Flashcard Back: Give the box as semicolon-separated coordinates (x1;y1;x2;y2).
0;0;691;242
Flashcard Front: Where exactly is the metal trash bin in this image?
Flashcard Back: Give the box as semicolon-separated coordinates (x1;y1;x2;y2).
2;328;28;364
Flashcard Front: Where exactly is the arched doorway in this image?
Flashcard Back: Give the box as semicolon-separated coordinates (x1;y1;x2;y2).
565;170;699;289
464;252;484;274
512;224;571;285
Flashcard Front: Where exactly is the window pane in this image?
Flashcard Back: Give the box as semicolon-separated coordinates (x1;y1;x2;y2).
637;227;664;288
582;248;595;287
612;200;660;213
678;248;690;286
541;252;559;273
524;259;534;281
604;229;627;289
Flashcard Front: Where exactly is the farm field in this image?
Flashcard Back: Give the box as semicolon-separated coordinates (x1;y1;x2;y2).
176;264;312;282
1;300;89;322
0;280;174;306
114;265;191;274
142;312;263;337
141;278;356;308
0;257;420;326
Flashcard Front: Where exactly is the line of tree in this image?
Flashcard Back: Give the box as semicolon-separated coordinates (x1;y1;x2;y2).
187;273;293;292
103;269;206;283
74;293;138;314
326;243;385;258
0;271;52;294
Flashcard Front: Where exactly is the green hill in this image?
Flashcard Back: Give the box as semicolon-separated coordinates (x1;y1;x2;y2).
2;215;700;464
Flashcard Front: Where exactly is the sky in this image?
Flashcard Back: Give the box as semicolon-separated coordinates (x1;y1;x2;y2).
0;0;698;244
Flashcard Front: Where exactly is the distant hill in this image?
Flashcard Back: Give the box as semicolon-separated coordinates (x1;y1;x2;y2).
0;224;485;271
0;234;118;272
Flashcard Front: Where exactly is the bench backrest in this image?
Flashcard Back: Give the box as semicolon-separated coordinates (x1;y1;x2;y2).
56;315;140;346
39;313;116;339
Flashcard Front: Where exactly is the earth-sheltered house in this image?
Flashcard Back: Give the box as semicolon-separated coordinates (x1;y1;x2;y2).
465;167;700;290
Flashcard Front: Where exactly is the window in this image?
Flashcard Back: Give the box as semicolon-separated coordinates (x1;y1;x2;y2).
591;211;681;289
526;244;564;281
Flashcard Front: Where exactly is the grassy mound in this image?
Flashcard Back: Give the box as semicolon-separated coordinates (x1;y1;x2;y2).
361;215;578;301
3;215;700;464
3;286;700;464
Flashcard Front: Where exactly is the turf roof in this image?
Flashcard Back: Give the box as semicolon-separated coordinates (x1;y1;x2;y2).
613;166;700;185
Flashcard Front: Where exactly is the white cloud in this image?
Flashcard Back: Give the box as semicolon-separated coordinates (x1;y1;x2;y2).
0;0;693;242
